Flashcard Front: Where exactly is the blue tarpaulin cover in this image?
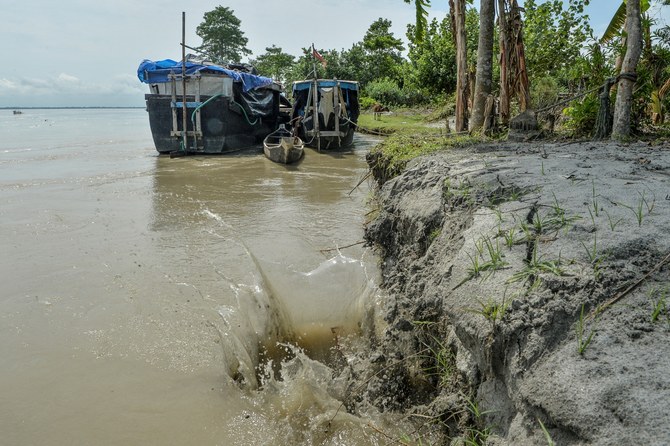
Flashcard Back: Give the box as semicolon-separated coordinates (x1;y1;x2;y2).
137;59;274;92
292;79;359;92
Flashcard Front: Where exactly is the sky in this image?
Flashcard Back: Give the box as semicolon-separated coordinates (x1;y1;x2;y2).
1;0;668;107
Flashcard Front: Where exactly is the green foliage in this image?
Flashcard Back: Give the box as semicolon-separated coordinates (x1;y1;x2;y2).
330;44;368;83
362;18;405;83
522;0;593;84
576;304;597;355
405;10;479;98
404;0;431;44
407;17;457;95
196;6;251;63
364;78;427;106
562;94;599;137
365;78;404;105
251;45;294;84
359;96;377;109
530;76;560;109
600;0;651;43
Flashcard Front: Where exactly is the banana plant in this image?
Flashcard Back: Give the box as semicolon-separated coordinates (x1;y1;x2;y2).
404;0;431;44
600;0;650;43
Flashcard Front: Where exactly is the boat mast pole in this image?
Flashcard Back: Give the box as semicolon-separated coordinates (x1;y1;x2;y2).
181;11;188;152
311;44;320;152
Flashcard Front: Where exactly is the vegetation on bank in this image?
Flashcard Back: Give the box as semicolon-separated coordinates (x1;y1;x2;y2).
195;2;670;141
357;107;487;183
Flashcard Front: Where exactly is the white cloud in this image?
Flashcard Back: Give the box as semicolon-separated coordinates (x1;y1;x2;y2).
0;72;147;107
0;78;20;92
0;73;144;96
57;73;80;83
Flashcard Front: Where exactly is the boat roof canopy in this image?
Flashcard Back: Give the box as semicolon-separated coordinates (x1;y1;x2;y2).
292;79;359;92
137;59;275;92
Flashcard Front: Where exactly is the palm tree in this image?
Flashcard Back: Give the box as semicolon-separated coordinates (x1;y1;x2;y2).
612;0;643;140
451;0;470;131
406;0;469;131
469;0;495;131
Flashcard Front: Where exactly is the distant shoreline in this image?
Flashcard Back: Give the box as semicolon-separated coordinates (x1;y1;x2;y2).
2;106;144;110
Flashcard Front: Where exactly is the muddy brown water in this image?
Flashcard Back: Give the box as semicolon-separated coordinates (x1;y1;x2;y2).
0;109;408;445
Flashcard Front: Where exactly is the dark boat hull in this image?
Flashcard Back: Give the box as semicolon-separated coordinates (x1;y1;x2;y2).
145;94;278;154
291;79;360;151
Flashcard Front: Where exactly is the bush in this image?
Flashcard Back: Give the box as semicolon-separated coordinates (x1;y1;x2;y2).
359;96;377;110
364;78;430;107
531;76;560;109
365;78;405;105
562;94;599;137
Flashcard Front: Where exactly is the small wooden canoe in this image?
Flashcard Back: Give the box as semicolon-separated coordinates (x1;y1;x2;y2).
263;126;304;164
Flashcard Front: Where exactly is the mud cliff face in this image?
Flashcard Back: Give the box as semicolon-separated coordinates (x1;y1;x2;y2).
361;141;670;444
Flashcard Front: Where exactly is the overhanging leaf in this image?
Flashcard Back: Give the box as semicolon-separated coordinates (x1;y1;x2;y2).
599;0;651;44
405;0;431;44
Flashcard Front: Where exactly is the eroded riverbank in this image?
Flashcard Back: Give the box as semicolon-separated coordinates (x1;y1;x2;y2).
355;139;670;444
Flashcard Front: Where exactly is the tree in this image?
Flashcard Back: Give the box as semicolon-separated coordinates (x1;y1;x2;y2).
452;0;470;131
498;0;531;124
340;44;371;85
196;6;251;64
612;0;643;139
470;0;495;131
362;18;406;81
522;0;592;85
252;46;295;84
406;0;474;130
407;18;458;95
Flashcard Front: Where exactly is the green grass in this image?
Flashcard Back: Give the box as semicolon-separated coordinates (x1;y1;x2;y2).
357;109;437;134
648;287;670;328
467;294;510;328
507;246;565;287
537;419;555;446
463;237;508;284
619;190;656;227
463;396;494;446
576;304;597;355
365;108;486;183
419;335;455;387
370;132;480;175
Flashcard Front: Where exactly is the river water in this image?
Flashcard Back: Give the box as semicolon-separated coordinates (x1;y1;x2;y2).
0;109;408;445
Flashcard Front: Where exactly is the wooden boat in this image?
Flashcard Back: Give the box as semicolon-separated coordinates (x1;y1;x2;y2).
136;15;290;155
138;58;291;155
291;79;360;150
263;125;304;164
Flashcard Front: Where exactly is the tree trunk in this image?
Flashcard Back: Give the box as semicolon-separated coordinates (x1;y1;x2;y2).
612;0;642;140
454;0;469;131
470;0;495;132
498;0;510;125
510;0;531;111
